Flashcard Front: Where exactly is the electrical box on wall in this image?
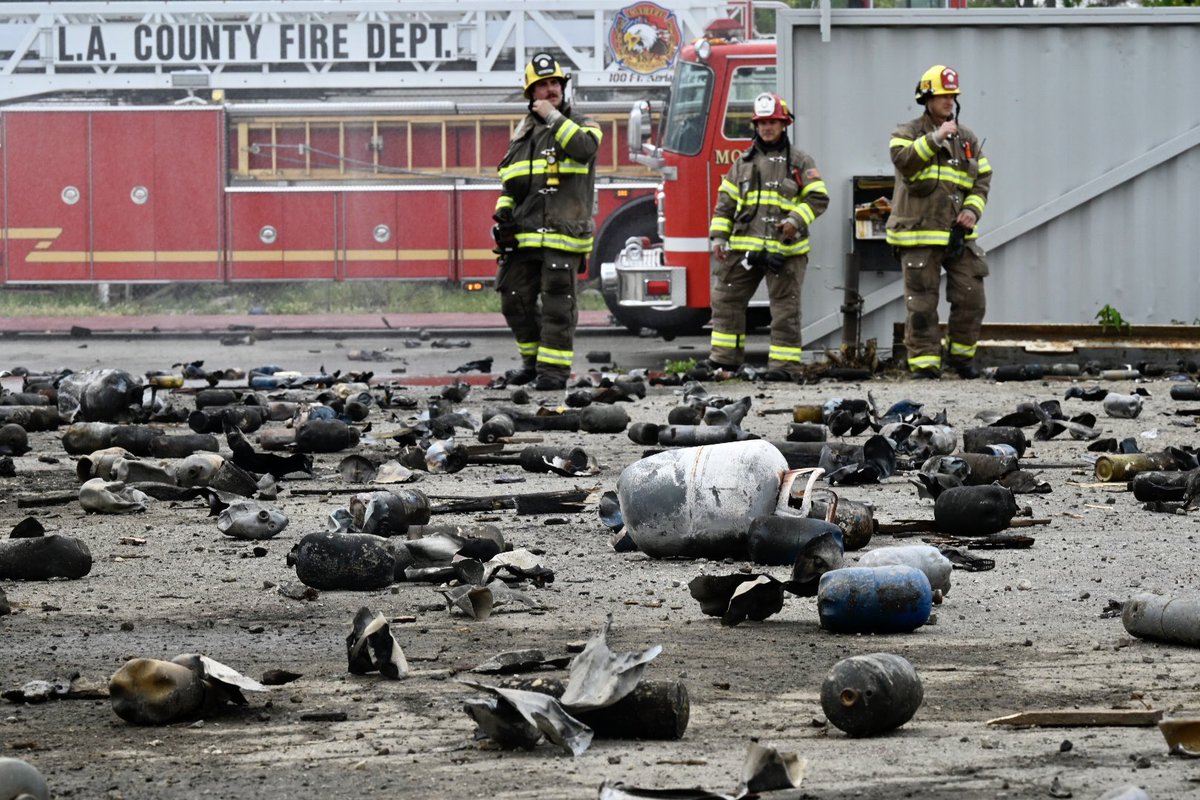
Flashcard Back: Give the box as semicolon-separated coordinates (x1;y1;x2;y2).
850;175;899;272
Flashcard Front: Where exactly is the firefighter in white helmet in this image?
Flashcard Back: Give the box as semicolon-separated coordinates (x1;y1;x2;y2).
887;64;993;379
492;52;602;391
706;92;828;381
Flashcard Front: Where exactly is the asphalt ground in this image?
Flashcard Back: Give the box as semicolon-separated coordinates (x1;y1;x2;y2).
2;331;1199;800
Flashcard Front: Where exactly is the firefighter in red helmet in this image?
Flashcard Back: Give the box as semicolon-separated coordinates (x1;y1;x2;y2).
492;52;602;391
706;92;828;381
887;65;993;379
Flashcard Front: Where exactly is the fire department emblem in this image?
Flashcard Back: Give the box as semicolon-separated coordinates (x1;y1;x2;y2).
608;2;681;76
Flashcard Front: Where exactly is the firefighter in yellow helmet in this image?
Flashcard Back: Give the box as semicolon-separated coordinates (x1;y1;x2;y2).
887;64;993;379
706;92;828;381
492;53;602;391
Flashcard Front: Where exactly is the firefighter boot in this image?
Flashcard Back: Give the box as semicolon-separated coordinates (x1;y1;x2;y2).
504;363;537;386
760;368;797;382
533;373;567;391
910;367;942;380
946;357;980;380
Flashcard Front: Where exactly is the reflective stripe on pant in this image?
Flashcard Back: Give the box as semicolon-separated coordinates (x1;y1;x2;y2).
497;248;581;379
899;244;987;370
708;250;807;369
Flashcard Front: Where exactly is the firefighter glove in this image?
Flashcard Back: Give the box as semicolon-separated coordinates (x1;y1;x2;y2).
745;249;768;270
765;253;787;275
942;224;968;268
492;222;520;255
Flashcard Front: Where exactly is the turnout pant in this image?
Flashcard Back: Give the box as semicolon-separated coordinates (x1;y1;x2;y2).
708;251;807;373
497;247;581;380
898;243;988;372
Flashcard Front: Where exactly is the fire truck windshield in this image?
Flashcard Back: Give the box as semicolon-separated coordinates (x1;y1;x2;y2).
660;61;713;156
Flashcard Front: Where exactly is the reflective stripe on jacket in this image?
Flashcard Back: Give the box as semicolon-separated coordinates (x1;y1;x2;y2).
494;105;601;254
709;142;828;257
886;114;991;248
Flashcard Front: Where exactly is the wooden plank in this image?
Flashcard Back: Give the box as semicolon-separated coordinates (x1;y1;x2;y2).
986;709;1163;728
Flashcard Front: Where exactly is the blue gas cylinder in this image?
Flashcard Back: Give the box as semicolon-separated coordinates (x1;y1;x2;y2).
817;565;933;634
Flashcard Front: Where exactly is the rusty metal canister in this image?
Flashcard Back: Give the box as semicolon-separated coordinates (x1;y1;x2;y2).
1094;452;1179;482
804;496;874;551
820;653;923;737
792;404;824;424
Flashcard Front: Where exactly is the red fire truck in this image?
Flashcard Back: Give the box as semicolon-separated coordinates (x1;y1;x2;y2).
0;0;738;292
601;24;776;336
0;101;653;286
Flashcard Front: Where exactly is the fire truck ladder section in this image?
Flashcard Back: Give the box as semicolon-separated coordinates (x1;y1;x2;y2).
0;0;731;104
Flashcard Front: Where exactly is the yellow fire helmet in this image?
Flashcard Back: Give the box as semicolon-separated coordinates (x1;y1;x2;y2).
523;52;569;98
914;64;960;105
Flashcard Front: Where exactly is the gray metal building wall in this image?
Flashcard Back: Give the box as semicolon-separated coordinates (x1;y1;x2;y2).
777;9;1200;353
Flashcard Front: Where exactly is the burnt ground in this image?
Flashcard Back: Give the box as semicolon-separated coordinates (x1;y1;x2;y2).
2;332;1199;800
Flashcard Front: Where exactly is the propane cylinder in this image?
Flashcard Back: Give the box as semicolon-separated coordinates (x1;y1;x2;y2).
1122;592;1200;647
1102;392;1143;419
579;404;629;434
617;440;789;559
858;545;952;595
0;534;92;581
817;565;933;634
656;424;755;447
792;404;824;423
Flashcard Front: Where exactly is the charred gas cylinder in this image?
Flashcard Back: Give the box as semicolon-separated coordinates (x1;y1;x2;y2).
627;422;663;446
746;516;843;567
933;485;1019;535
961;426;1027;458
820;653;923;737
291;532;396;590
785;422;828;443
1130;470;1191;502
